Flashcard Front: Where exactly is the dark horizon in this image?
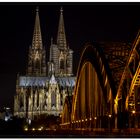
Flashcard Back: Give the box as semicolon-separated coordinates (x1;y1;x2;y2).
0;2;140;110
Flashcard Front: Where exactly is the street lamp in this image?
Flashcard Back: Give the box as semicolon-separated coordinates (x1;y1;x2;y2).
94;117;97;120
108;114;112;130
24;127;28;131
132;110;136;128
94;117;97;128
38;128;42;131
132;110;135;114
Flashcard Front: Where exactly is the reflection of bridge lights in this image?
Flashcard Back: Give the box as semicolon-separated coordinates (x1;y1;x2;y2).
85;119;87;121
79;120;81;122
32;128;35;131
94;117;97;120
82;119;84;122
108;114;112;118
89;118;92;121
76;121;78;123
132;110;136;114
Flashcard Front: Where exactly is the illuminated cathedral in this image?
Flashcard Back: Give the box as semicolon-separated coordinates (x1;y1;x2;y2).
14;7;75;120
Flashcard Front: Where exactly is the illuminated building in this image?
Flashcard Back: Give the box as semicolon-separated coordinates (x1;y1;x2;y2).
14;7;75;120
0;107;13;121
48;8;73;77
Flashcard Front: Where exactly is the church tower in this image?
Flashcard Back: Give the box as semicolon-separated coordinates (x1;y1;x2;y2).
57;7;67;49
14;7;76;120
48;7;73;77
27;7;46;76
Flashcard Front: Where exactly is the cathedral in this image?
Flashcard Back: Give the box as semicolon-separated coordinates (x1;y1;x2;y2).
14;7;76;120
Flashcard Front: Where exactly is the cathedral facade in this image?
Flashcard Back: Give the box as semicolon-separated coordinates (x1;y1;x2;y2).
14;7;75;120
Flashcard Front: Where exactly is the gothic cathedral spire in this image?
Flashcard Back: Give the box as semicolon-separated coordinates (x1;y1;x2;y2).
57;7;67;49
48;7;73;77
27;7;46;76
32;7;43;49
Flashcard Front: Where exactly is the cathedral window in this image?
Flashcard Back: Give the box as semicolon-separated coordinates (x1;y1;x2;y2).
20;95;23;108
66;59;70;67
60;59;64;69
35;59;40;69
37;93;39;107
33;94;35;107
51;91;56;107
60;93;63;106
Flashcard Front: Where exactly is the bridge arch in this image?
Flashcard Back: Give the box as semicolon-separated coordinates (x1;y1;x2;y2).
115;30;140;115
61;96;72;128
70;43;115;128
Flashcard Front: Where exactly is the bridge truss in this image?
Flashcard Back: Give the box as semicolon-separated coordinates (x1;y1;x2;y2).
61;31;140;129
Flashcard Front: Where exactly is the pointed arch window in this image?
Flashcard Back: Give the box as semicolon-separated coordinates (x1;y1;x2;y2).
20;95;23;108
51;91;56;107
66;59;70;67
60;59;64;70
35;59;40;70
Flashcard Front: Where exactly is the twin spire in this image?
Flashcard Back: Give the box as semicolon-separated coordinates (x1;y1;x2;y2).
32;7;67;50
57;7;67;49
32;7;43;50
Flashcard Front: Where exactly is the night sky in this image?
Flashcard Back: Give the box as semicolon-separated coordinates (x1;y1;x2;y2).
0;2;140;110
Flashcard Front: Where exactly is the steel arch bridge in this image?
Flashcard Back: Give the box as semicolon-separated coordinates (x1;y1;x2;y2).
115;31;140;115
61;43;115;129
61;96;72;128
61;31;140;129
100;42;131;93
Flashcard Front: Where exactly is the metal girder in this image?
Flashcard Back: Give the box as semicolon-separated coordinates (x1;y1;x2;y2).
115;30;140;113
100;42;131;94
126;62;140;110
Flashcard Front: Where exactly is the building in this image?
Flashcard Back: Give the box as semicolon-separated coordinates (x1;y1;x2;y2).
48;8;73;77
0;107;13;121
14;7;76;120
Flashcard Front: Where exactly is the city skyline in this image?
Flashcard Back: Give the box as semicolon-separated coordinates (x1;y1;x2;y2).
0;3;140;109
